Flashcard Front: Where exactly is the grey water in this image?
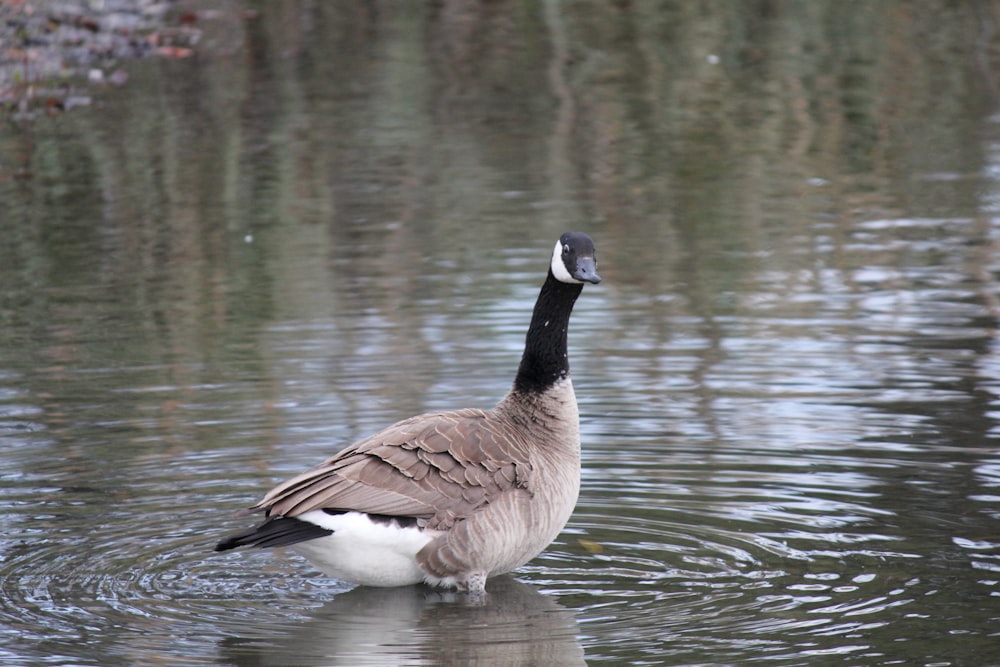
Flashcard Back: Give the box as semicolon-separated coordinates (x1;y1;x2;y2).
1;2;999;665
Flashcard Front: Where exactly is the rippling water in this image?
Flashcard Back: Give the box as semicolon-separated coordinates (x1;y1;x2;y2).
2;214;998;664
2;3;1000;665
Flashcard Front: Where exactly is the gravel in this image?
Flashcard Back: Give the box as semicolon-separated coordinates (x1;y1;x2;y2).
0;0;196;116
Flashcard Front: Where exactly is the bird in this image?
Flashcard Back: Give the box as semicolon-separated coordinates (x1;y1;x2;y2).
214;231;601;594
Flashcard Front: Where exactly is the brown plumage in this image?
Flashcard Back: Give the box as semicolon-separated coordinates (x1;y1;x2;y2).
245;408;533;531
215;232;601;593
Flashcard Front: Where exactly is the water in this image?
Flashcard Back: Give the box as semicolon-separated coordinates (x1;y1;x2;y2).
1;2;999;665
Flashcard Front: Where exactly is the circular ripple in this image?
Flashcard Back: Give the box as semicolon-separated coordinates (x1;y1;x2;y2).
0;468;353;664
0;436;989;665
513;453;931;664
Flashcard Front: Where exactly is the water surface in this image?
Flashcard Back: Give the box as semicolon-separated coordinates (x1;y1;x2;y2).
1;2;999;665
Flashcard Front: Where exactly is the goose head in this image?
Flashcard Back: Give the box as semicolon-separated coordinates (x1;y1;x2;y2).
550;232;602;285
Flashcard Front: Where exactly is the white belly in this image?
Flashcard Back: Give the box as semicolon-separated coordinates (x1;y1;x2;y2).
289;510;436;587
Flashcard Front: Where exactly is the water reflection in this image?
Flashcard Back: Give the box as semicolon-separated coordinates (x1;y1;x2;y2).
1;1;1000;665
219;577;585;666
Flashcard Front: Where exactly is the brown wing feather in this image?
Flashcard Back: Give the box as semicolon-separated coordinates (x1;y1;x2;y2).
242;408;533;530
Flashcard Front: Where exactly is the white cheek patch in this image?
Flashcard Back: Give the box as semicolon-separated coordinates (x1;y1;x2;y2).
550;240;582;284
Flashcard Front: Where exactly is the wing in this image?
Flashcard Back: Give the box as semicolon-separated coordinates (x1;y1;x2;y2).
241;408;533;530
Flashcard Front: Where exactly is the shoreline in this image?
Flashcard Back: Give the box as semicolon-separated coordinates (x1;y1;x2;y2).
1;0;196;117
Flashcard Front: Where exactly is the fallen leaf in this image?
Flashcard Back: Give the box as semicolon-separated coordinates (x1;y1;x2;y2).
578;538;604;554
154;46;193;59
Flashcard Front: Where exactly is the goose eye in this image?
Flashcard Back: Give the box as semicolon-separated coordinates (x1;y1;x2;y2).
562;245;570;254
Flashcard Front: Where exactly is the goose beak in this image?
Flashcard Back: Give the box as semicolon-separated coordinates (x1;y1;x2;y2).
574;257;601;284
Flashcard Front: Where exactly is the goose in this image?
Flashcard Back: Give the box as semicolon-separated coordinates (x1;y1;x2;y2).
215;231;601;594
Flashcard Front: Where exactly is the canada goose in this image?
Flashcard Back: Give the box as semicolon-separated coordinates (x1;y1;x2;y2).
215;231;601;594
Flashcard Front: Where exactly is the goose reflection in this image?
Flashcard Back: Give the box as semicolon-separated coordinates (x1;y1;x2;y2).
219;576;585;666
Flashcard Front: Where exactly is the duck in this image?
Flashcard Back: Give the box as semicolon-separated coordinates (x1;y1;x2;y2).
214;231;601;594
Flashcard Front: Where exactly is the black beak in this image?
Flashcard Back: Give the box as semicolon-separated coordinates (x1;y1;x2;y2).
573;257;601;284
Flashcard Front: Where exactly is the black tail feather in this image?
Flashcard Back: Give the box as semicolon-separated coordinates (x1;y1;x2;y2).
214;516;333;552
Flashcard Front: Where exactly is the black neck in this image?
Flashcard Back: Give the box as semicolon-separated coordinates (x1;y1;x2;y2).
512;271;584;394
